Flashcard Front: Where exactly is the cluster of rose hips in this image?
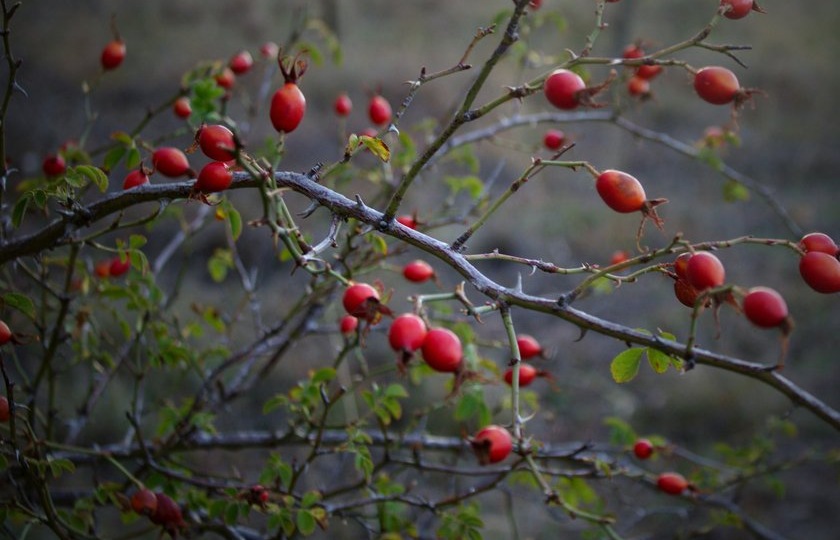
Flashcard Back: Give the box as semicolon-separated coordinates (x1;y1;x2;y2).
621;42;664;100
540;2;763;121
341;277;554;465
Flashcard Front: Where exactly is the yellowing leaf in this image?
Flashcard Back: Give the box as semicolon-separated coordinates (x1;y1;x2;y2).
360;135;390;163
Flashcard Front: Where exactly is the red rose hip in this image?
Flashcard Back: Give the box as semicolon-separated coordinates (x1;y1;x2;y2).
42;154;66;177
595;169;646;213
421;327;463;373
152;147;190;177
130;488;158;516
543;129;565;150
694;66;740;105
368;94;392;126
173;97;192;119
633;438;654;459
742;287;788;328
543;69;586;110
516;334;543;360
123;169;149;190
334;93;352;117
471;425;513;465
686;252;725;291
720;0;754;19
195;162;233;193
199;124;237;162
388;313;427;353
799;232;838;256
799;251;840;294
503;363;538;387
271;82;306;133
101;40;126;70
342;283;381;320
402;260;435;283
657;472;688;495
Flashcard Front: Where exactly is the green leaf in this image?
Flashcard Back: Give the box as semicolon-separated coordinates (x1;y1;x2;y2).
365;232;388;255
208;499;227;519
301;490;321;508
454;389;484;423
32;189;48;208
394;131;417;168
102;146;127;172
125;147;142;170
610;348;644;383
696;147;724;171
646;348;671;374
3;292;36;319
344;133;360;155
360;135;390;162
47;458;76;478
74;165;109;192
722;180;750;202
129;234;148;250
384;383;408;399
129;250;149;275
297;509;317;536
311;367;336;384
444;175;484;200
226;202;242;241
603;416;636;446
224;502;240;525
306;18;343;65
11;194;30;228
208;248;234;282
110;131;134;145
267;508;297;536
263;394;288;414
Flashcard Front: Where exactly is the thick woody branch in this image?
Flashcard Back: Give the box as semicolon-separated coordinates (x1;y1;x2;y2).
1;170;836;431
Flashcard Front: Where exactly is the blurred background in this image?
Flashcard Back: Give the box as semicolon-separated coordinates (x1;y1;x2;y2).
5;1;839;538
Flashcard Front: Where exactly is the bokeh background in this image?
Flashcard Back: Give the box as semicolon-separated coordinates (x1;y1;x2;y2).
5;1;839;538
